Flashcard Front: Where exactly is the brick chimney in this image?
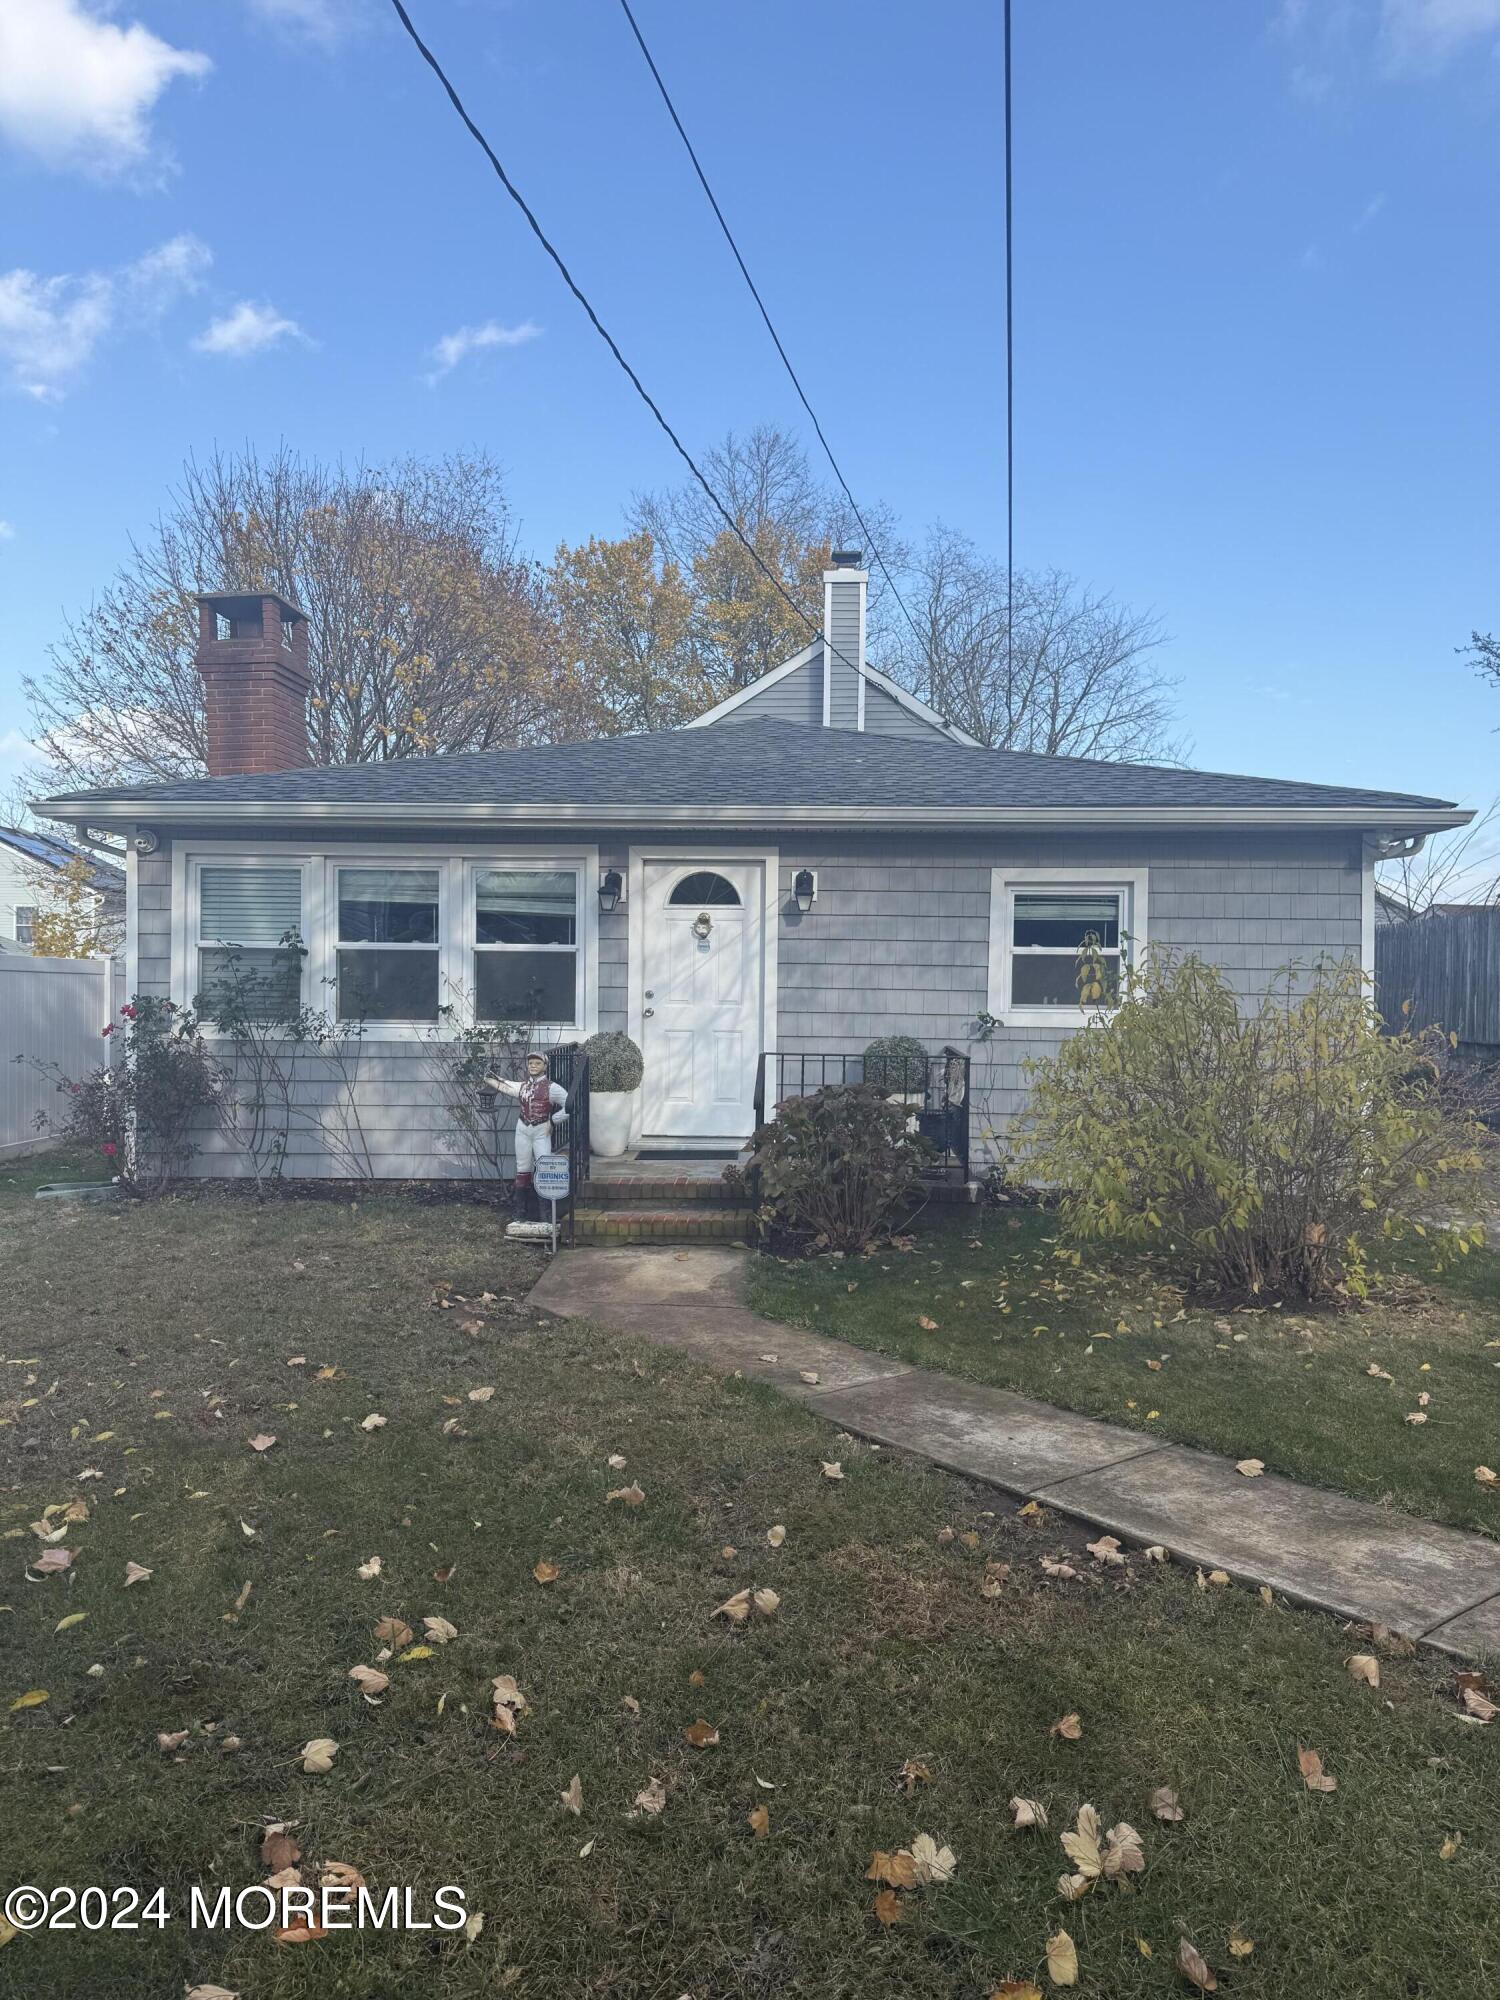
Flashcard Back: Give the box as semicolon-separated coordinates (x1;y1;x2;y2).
822;549;867;730
195;591;310;777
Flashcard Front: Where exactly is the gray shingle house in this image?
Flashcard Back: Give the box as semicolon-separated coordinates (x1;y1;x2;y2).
36;559;1468;1186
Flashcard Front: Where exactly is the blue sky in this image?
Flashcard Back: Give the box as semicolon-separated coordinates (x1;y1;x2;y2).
1;0;1497;815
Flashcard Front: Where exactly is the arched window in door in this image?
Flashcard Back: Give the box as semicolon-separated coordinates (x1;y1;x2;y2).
668;871;741;907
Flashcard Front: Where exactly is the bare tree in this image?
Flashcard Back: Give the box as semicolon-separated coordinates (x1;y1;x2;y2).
1377;799;1500;916
25;446;584;790
885;526;1182;761
630;425;906;696
1464;629;1500;703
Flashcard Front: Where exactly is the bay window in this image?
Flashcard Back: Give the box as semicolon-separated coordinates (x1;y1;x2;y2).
336;867;441;1021
473;867;580;1026
196;862;304;1019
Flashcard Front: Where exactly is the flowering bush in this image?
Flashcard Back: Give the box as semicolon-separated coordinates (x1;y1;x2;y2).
24;996;225;1191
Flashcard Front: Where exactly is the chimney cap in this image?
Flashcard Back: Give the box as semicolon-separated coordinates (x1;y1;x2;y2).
829;548;863;569
194;588;308;625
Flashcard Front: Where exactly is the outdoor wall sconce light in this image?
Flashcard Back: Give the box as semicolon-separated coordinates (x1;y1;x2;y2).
793;867;817;912
598;867;623;913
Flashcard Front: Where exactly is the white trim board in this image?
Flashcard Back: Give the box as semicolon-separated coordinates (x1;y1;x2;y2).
626;844;779;1147
987;865;1150;1031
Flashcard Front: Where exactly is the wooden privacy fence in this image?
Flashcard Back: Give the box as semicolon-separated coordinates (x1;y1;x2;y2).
0;954;114;1157
1376;908;1500;1049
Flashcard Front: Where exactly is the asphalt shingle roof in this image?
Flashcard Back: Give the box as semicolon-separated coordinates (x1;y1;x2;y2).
37;721;1456;817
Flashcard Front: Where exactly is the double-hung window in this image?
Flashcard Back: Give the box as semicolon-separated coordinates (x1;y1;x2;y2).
196;863;304;1020
473;867;581;1027
336;867;441;1022
989;870;1146;1025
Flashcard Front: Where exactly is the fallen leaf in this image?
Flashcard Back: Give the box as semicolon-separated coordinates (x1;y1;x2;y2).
157;1727;189;1753
866;1850;919;1888
821;1460;844;1481
30;1547;73;1575
1086;1534;1125;1566
990;1985;1044;2000
1366;1364;1393;1382
9;1689;49;1711
1009;1795;1049;1830
1227;1925;1255;1959
1297;1745;1337;1792
607;1452;627;1469
349;1665;389;1697
907;1832;957;1884
631;1776;667;1817
53;1612;87;1634
1040;1556;1078;1579
1476;1465;1498;1490
560;1773;583;1815
398;1644;435;1662
606;1484;646;1507
273;1919;328;1946
1235;1458;1264;1478
1206;1570;1230;1588
684;1718;719;1749
872;1888;904;1926
260;1829;300;1869
467;1386;495;1403
1346;1653;1381;1688
465;1910;486;1942
766;1524;786;1548
1176;1938;1217;1991
747;1803;770;1837
715;1588;752;1626
301;1736;339;1774
422;1616;458;1645
1149;1785;1184;1822
918;1316;939;1331
185;1985;241;1999
359;1413;387;1432
124;1561;152;1587
357;1557;382;1580
753;1587;780;1618
1101;1820;1144;1879
248;1434;277;1453
1050;1712;1083;1740
374;1616;413;1650
1459;1684;1497;1723
533;1560;560;1585
321;1861;365;1890
1045;1927;1078;1986
1439;1832;1462;1860
1143;1544;1168;1562
1405;1411;1428;1426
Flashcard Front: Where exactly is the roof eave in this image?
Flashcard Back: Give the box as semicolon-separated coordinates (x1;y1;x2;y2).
35;799;1472;833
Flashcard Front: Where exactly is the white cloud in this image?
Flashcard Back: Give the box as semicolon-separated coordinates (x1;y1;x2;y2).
0;234;210;400
1381;0;1500;66
0;521;15;542
0;0;210;180
193;300;307;358
425;319;543;385
1354;191;1388;230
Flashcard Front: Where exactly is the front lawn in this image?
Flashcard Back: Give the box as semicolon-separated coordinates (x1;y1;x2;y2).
2;1172;1497;1998
748;1210;1500;1537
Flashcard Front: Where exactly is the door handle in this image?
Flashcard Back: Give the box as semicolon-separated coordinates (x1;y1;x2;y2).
643;1006;655;1018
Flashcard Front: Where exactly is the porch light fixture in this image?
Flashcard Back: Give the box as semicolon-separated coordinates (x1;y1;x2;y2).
793;867;817;912
598;867;623;913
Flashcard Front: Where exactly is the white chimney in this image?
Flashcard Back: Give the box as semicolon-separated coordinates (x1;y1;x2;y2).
822;549;867;730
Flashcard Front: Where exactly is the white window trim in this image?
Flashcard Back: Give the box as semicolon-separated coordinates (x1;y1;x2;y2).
173;840;598;1041
331;859;446;1028
467;859;588;1033
987;866;1148;1030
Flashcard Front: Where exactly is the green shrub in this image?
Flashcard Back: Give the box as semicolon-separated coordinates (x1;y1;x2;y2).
742;1082;924;1253
1018;951;1487;1301
584;1031;644;1093
862;1033;929;1095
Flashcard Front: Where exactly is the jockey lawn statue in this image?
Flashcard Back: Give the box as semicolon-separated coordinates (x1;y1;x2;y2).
485;1050;568;1234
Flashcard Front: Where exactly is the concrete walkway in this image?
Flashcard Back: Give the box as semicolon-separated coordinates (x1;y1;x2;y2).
531;1245;1500;1658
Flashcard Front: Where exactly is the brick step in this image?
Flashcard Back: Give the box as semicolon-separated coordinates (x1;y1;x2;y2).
584;1174;748;1208
572;1203;751;1245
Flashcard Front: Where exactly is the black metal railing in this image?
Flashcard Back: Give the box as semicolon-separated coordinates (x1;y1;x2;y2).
752;1045;971;1178
550;1045;590;1247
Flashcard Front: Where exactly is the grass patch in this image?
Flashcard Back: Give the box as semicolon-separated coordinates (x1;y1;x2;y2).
747;1210;1500;1536
0;1182;1495;1997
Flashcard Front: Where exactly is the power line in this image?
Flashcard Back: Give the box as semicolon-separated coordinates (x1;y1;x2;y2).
613;0;936;678
1004;0;1015;677
386;0;870;688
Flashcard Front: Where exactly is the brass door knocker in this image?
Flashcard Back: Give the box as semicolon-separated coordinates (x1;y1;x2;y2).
691;912;713;940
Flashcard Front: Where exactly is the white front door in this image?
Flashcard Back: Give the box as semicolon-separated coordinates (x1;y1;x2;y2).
640;860;764;1140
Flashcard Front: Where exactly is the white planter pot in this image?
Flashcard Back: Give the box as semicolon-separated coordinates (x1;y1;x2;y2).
590;1089;636;1158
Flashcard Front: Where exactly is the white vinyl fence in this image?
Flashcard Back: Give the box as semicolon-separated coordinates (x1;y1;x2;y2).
0;954;115;1158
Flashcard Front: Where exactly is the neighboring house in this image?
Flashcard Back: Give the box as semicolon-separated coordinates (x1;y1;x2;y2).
0;825;125;953
34;572;1469;1180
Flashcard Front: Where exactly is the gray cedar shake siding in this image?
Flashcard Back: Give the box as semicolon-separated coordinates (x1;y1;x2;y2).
703;643;956;741
128;818;1369;1178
